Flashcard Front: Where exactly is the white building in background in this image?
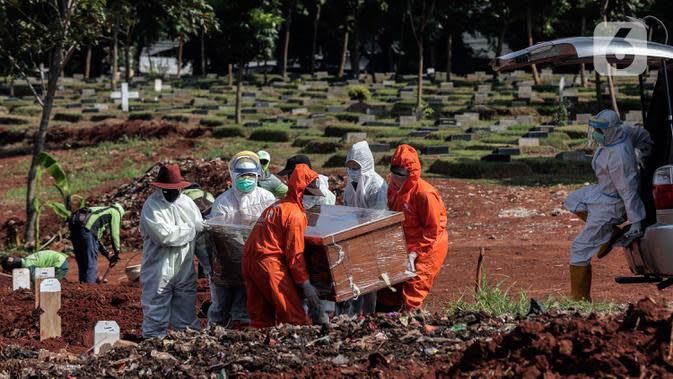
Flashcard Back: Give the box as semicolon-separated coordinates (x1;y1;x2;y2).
139;40;192;76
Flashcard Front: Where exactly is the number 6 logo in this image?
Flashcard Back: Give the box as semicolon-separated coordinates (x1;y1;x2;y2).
594;21;648;77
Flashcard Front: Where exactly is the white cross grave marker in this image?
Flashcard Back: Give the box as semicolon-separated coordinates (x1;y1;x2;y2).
110;82;139;112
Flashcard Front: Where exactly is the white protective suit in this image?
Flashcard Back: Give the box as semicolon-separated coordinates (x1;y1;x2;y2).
344;141;388;210
303;174;336;209
206;155;276;326
564;116;653;266
139;191;203;338
338;140;388;316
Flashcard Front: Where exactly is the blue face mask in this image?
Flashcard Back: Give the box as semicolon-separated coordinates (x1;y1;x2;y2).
592;130;606;145
235;177;257;193
347;168;361;183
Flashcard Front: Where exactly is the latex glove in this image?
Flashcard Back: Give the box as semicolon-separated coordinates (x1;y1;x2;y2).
302;280;320;308
201;221;212;232
193;221;204;234
408;251;418;272
635;150;645;170
624;221;643;239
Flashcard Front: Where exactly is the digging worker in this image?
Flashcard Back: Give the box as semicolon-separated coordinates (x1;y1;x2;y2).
378;144;448;311
207;151;276;329
257;150;288;199
1;250;69;280
139;163;205;338
564;109;653;301
337;141;388;316
242;163;324;328
68;203;124;283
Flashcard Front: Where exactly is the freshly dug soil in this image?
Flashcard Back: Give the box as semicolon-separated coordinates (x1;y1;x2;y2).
445;296;673;378
0;279;212;354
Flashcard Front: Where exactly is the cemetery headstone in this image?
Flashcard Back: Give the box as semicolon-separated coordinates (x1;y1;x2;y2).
519;137;540;147
39;278;61;341
154;79;162;92
110;83;139;112
94;321;121;355
12;268;30;291
34;267;55;309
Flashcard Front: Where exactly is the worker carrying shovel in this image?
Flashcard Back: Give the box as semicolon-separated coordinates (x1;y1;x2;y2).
68;203;124;283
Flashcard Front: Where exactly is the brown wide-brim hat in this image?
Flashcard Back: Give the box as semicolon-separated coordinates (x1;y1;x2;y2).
150;163;191;189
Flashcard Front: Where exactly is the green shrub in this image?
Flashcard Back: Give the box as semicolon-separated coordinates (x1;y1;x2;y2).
53;112;82;123
163;114;190;123
292;136;314;147
324;124;364;138
323;153;348;167
249;127;290;142
128;112;153;121
348;85;371;102
212;125;245;138
301;140;342;154
334;112;361;123
0;116;29;125
199;117;225;127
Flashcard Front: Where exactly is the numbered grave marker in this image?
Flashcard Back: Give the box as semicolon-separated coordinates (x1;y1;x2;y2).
12;268;30;291
94;321;120;355
39;278;61;341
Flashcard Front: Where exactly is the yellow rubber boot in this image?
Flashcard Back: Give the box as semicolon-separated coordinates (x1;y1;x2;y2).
570;265;592;302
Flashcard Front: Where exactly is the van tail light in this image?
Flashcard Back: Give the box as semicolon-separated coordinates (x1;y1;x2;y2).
653;165;673;209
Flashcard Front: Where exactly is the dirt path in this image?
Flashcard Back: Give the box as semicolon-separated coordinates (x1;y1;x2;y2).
424;179;651;313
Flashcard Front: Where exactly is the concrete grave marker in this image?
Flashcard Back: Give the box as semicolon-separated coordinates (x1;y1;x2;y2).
426;68;435;75
110;83;139;112
398;115;417;127
518;137;540;147
34;267;55;309
345;132;367;144
291;107;308;116
154;78;162;92
39;278;61;341
12;268;30;291
94;321;120;355
517;86;532;99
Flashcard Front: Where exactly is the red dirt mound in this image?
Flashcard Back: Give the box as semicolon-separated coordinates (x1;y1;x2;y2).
444;297;673;378
46;120;209;147
0;278;212;353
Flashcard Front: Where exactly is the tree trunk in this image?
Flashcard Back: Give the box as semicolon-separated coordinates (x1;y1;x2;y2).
177;37;183;78
396;13;406;81
527;5;541;85
579;15;587;87
112;22;119;88
446;31;453;81
281;9;292;81
349;26;360;79
147;47;154;73
338;30;349;78
595;71;602;112
25;47;62;246
8;65;14;97
416;42;424;114
84;44;92;79
235;62;243;124
263;60;268;85
494;25;507;82
124;42;131;83
606;67;619;113
228;64;233;86
310;4;321;75
200;29;207;75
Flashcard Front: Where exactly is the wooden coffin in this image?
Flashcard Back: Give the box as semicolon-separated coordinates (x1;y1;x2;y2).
304;205;412;302
204;205;413;301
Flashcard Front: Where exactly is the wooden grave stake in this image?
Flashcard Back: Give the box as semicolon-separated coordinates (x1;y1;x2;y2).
39;278;61;341
34;267;55;309
94;321;120;355
474;248;485;296
12;268;30;291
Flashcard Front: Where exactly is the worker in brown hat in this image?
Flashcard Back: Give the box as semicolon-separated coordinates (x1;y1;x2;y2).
139;163;206;338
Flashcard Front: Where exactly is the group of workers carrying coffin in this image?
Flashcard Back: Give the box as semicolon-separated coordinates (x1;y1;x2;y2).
0;108;648;337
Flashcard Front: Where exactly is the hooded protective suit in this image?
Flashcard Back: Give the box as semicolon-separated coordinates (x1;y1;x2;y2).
344;141;388;210
243;163;318;328
337;141;388;316
207;153;276;326
564;110;653;266
378;144;448;310
139;191;203;338
303;174;336;209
